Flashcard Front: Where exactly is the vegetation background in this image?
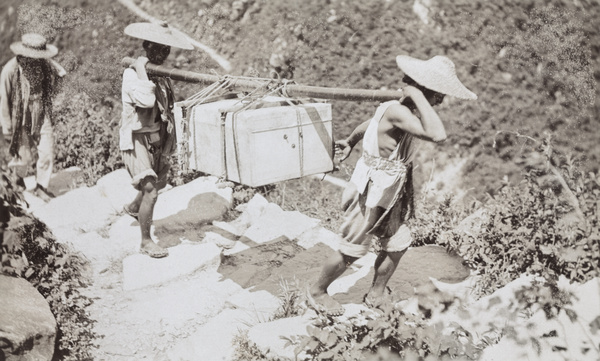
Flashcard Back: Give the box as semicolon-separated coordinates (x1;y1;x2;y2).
0;0;598;359
1;0;598;199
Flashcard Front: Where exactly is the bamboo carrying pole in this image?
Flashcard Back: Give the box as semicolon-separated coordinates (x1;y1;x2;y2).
122;57;403;102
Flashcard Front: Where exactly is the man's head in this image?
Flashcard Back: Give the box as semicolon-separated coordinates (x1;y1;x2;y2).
143;41;170;65
402;75;445;106
396;55;477;101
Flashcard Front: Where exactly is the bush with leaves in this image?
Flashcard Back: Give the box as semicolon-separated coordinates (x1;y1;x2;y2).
52;92;122;186
288;276;585;360
285;286;489;361
1;159;96;360
411;134;599;296
1;213;97;361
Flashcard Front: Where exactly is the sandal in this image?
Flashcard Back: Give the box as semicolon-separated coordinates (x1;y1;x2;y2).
33;184;55;202
140;242;168;258
123;205;139;220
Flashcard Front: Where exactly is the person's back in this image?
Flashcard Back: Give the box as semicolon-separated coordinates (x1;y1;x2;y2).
309;54;477;316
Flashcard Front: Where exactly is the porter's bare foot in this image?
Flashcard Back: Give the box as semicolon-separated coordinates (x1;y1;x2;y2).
307;292;345;317
363;291;393;309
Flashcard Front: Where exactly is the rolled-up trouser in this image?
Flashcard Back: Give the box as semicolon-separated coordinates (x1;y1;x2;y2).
338;183;413;258
8;115;54;189
122;132;170;190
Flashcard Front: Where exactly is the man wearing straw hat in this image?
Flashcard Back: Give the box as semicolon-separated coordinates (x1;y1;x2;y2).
309;55;477;315
120;22;193;258
0;33;66;201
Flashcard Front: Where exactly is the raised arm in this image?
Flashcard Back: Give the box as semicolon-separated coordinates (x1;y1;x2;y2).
385;86;447;143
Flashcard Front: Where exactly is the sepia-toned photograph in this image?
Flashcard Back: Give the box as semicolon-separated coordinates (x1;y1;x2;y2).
0;0;598;360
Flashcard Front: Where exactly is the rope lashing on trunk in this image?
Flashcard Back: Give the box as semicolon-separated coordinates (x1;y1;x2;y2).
178;76;308;182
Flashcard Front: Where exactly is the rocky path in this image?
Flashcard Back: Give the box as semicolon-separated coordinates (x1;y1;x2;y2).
20;168;509;361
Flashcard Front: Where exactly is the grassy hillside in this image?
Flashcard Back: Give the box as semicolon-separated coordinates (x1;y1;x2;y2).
1;0;598;199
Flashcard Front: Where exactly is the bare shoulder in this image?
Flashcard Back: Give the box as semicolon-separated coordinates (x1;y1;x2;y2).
382;102;414;125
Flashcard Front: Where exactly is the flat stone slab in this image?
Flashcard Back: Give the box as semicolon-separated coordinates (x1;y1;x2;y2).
122;242;222;290
0;275;56;361
225;289;281;319
66;231;138;274
96;168;139;212
23;166;84;197
248;315;310;360
242;203;320;244
88;273;244;361
30;185;115;243
166;308;255;361
296;226;341;250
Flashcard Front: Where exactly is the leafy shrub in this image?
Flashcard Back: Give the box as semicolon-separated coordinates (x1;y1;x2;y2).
413;137;598;296
1;190;96;360
290;277;582;360
231;330;285;361
270;277;305;321
53;92;122;186
287;288;482;361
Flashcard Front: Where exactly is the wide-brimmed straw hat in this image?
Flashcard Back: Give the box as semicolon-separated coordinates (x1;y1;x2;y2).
10;33;58;59
396;55;477;100
124;21;194;50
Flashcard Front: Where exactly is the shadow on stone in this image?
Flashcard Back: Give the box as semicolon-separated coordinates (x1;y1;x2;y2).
218;236;306;290
154;192;231;248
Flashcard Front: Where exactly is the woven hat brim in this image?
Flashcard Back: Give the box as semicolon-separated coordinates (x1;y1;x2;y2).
125;23;194;50
396;55;477;100
10;42;58;59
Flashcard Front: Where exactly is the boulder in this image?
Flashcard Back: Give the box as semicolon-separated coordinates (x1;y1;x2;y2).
0;275;56;361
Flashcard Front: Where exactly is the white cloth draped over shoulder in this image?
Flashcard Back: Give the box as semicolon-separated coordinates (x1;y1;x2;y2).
350;100;419;210
119;68;160;151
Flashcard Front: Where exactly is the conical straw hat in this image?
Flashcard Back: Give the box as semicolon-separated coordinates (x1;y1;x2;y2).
10;33;58;59
124;21;194;50
396;55;477;100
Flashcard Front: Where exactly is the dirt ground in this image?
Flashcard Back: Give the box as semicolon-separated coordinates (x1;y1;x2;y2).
219;239;470;303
